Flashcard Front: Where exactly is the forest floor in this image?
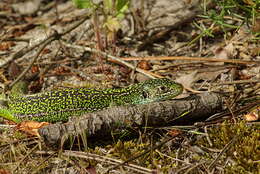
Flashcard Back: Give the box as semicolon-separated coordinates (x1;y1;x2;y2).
0;0;259;174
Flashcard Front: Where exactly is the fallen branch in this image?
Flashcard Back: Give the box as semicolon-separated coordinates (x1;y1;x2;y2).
39;92;222;145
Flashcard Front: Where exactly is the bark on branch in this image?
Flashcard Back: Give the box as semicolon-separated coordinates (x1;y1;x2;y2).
38;92;222;145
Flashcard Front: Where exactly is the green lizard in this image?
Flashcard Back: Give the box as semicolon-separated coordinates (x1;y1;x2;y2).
0;78;183;123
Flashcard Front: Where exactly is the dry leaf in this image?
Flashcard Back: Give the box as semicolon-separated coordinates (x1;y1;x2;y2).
16;121;49;136
168;129;182;137
8;61;21;78
31;65;40;74
251;47;260;56
138;60;151;70
175;71;202;93
0;169;11;174
12;0;41;15
242;0;255;6
244;106;259;122
0;42;15;51
252;19;260;32
86;166;97;174
198;70;228;82
214;43;235;61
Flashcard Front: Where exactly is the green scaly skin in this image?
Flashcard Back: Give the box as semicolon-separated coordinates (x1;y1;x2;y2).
0;78;183;123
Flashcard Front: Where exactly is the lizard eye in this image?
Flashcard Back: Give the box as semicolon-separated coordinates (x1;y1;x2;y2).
159;86;166;91
142;91;149;99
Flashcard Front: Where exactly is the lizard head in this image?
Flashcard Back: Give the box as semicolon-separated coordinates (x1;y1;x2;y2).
132;78;183;104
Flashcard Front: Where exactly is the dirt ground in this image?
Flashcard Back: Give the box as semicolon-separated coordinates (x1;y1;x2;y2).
0;0;259;173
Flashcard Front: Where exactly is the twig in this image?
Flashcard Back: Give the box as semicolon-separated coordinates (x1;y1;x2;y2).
0;137;39;152
2;38;30;42
155;149;191;165
106;134;181;173
174;161;206;174
215;79;260;85
204;126;213;147
60;155;90;174
183;161;207;174
62;42;162;79
0;13;90;68
204;100;260;122
62;150;153;174
208;135;238;170
9;35;57;89
7;14;91;89
0;124;16;128
31;151;57;174
61;65;89;79
121;56;260;65
13;144;39;172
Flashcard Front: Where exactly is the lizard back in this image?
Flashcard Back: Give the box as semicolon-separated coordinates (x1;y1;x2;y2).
8;78;183;122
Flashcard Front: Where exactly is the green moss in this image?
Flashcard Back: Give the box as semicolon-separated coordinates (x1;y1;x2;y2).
198;121;259;173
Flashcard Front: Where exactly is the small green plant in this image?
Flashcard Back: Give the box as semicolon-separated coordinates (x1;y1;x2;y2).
193;0;260;43
72;0;129;48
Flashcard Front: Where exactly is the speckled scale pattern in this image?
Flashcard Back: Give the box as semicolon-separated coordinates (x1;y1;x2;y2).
8;78;183;122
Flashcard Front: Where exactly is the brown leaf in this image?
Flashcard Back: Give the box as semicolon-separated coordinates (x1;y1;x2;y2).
138;60;151;70
244;106;259;122
0;169;11;174
31;65;40;74
53;66;71;75
251;47;260;56
0;42;15;51
214;43;235;60
238;71;253;80
12;0;41;15
198;70;228;82
168;129;182;137
41;48;51;55
252;19;260;32
242;0;255;6
8;61;21;79
16;121;49;136
86;166;97;174
176;71;197;87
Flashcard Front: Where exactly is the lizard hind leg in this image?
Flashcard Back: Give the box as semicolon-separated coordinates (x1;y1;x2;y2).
0;108;21;123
